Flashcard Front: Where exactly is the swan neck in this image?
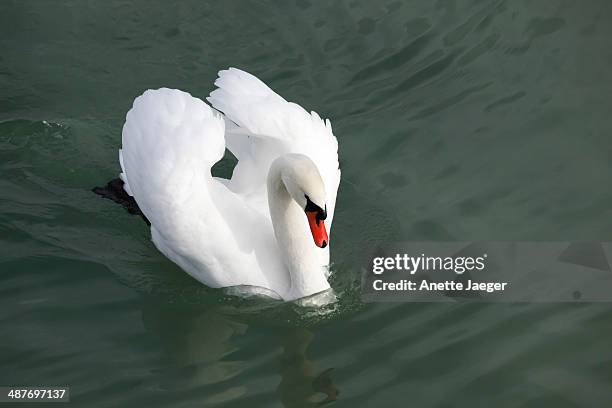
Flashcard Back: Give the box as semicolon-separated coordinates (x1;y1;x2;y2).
267;158;330;300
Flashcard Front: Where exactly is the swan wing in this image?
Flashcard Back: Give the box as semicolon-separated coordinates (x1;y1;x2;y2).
119;88;275;289
207;68;341;227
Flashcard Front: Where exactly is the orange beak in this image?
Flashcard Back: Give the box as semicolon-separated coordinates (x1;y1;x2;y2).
306;211;328;248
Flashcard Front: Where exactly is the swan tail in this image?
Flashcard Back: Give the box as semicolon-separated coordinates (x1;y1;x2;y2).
118;149;133;196
119;88;225;228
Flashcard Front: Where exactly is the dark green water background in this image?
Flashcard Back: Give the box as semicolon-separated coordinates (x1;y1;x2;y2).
2;1;612;407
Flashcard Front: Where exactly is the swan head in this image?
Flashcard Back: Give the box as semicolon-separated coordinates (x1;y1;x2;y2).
279;154;329;249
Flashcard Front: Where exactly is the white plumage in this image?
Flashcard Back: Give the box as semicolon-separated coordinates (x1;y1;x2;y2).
119;68;340;301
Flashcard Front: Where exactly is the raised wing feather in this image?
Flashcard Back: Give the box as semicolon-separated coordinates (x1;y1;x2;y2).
119;88;276;289
207;68;341;227
120;88;225;231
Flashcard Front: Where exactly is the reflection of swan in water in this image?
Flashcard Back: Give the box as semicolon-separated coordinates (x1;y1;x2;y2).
141;299;339;406
141;299;249;401
278;328;339;407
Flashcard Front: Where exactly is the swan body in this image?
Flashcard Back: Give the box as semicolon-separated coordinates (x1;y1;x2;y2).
118;68;340;301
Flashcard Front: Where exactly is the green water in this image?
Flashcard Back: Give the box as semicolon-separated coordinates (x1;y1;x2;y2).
2;1;612;406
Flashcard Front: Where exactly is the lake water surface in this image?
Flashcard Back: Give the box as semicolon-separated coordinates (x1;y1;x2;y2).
2;1;612;406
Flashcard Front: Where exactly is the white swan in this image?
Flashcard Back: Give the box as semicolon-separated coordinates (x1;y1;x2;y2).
118;68;341;301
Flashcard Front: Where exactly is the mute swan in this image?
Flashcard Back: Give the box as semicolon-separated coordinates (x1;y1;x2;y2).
107;68;341;301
